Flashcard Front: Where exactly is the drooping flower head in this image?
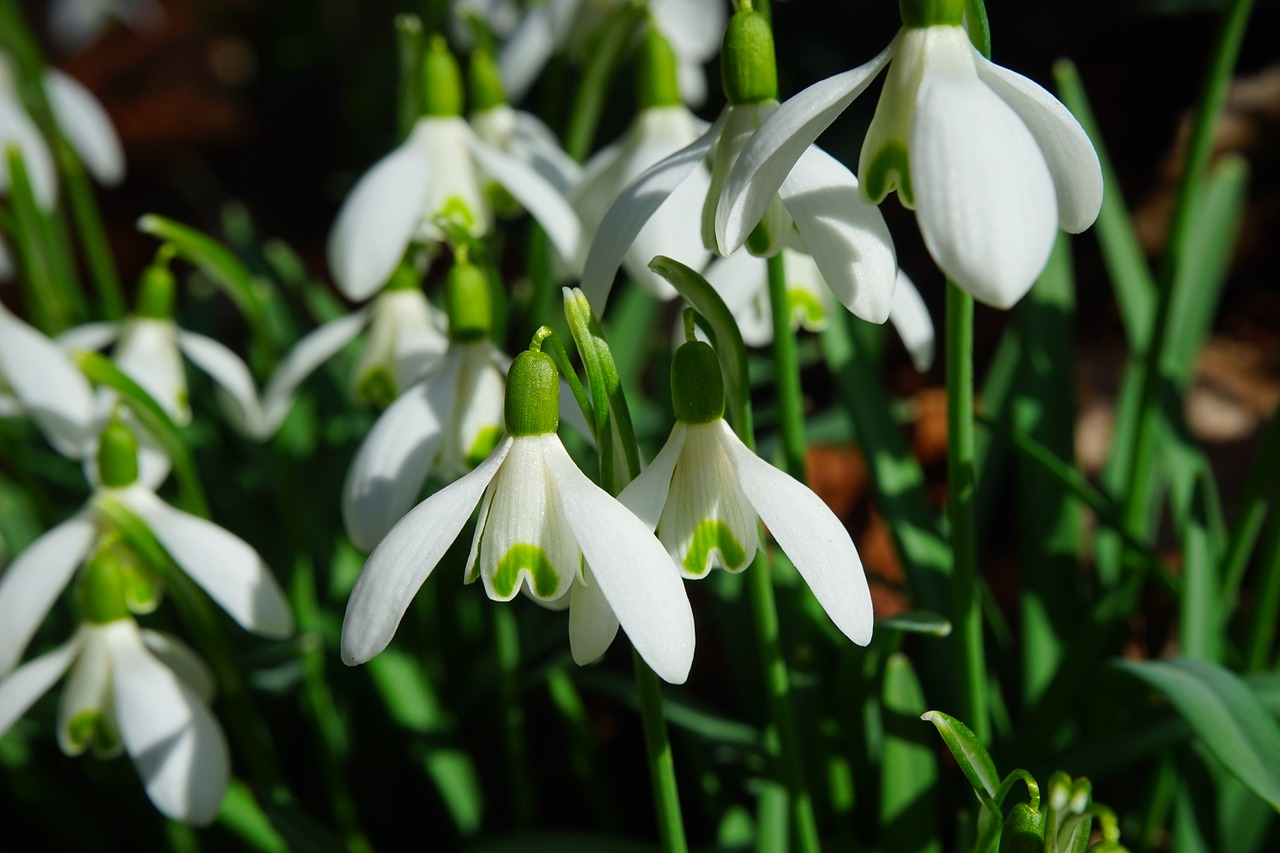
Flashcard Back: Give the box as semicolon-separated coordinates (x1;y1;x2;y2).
716;0;1102;309
618;336;873;646
342;345;695;682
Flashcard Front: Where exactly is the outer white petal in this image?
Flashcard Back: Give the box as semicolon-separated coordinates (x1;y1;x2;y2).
117;485;294;638
720;420;873;645
544;439;694;684
108;621;229;826
498;3;557;103
140;630;216;705
0;98;57;210
651;0;725;63
468;132;582;272
703;249;772;347
975;57;1103;233
616;421;688;531
57;321;121;353
437;343;505;477
779;146;897;324
510;110;582;194
327;133;431;302
888;270;935;373
0;306;96;457
175;331;262;435
0;511;96;675
568;572;620;665
343;353;461;552
342;436;512;665
254;309;370;437
0;634;80;737
44;69;125;185
113;318;188;424
579;110;725;310
910;47;1057;309
716;44;894;255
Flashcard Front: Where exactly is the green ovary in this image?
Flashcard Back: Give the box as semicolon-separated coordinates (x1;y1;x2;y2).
465;426;504;469
862;140;913;207
491;543;561;599
682;520;748;577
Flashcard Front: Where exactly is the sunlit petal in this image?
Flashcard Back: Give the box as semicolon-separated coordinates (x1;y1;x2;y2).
44;69;124;185
0;634;80;738
568;571;620;665
175;331;262;436
617;421;687;531
888;270;935;373
113;318;189;424
255;309;371;437
0;306;96;457
0;98;57;210
140;630;216;705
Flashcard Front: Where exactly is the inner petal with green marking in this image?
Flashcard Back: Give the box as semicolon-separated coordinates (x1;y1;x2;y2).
490;543;562;599
682;519;748;578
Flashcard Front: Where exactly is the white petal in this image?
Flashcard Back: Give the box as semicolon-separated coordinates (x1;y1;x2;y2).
118;485;293;638
0;98;57;210
544;439;695;684
498;3;556;103
327;134;431;302
57;321;121;353
341;436;512;665
0;634;79;737
437;343;505;478
779;145;897;324
676;58;707;108
510;110;582;194
722;420;873;645
975;57;1102;234
703;249;773;347
468;132;583;273
910;51;1057;309
651;0;725;63
113;318;188;424
0;511;95;675
44;69;125;185
616;421;687;531
108;621;229;826
888;270;935;372
716;44;894;255
255;309;370;437
568;572;620;665
0;306;96;457
175;331;262;436
140;630;216;705
579;110;724;310
342;353;461;552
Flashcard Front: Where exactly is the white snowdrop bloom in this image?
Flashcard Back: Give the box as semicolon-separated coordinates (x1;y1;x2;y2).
0;303;96;457
342;350;696;684
618;340;873;646
0;419;293;679
573;30;713;302
48;0;165;53
327;38;581;303
498;0;724;106
705;250;935;372
583;9;898;324
0;541;228;826
0;54;58;210
716;2;1102;309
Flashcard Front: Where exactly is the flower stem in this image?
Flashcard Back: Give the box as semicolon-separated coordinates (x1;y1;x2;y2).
766;252;807;482
633;650;690;853
56;139;125;319
493;604;535;828
945;280;988;743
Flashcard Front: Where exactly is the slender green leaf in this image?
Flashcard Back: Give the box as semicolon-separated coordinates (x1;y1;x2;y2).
921;709;1000;812
879;611;953;638
218;780;288;853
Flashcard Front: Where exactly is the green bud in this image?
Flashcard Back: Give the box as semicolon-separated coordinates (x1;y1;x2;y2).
76;549;132;625
505;350;559;436
97;418;139;488
421;36;464;117
636;25;681;109
671;340;725;424
721;9;777;104
468;49;507;112
899;0;965;27
135;263;176;319
999;803;1046;853
444;261;493;342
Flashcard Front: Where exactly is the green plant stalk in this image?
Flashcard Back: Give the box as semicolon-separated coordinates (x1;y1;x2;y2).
766;252;807;481
6;150;71;332
563;3;646;161
57;139;124;319
493;604;535;828
1245;508;1280;672
945;281;988;744
632;649;690;853
1219;403;1280;627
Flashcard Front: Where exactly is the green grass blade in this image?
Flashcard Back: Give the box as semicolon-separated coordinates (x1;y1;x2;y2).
880;654;940;853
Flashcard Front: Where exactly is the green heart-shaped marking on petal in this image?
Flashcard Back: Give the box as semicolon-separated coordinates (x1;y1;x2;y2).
683;520;747;577
493;543;561;599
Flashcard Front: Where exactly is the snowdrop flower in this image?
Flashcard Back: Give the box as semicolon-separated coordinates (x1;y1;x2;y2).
573;28;712;301
716;0;1102;309
582;8;897;324
705;251;935;372
0;302;96;457
0;418;293;679
618;339;873;645
328;37;581;303
342;348;695;683
498;0;724;106
0;54;58;210
0;556;228;824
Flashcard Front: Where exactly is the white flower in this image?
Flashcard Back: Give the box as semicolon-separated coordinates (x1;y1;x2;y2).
0;303;96;457
0;55;58;210
0;479;293;678
497;0;724;106
574;104;713;300
716;25;1102;309
470;102;581;197
0;618;228;824
327;114;582;303
704;251;936;372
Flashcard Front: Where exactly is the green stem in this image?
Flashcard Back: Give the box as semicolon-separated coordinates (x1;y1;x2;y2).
493;604;535;828
1218;402;1280;626
945;281;988;743
56;139;125;319
766;252;807;481
1244;506;1280;672
633;651;690;853
562;4;645;162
